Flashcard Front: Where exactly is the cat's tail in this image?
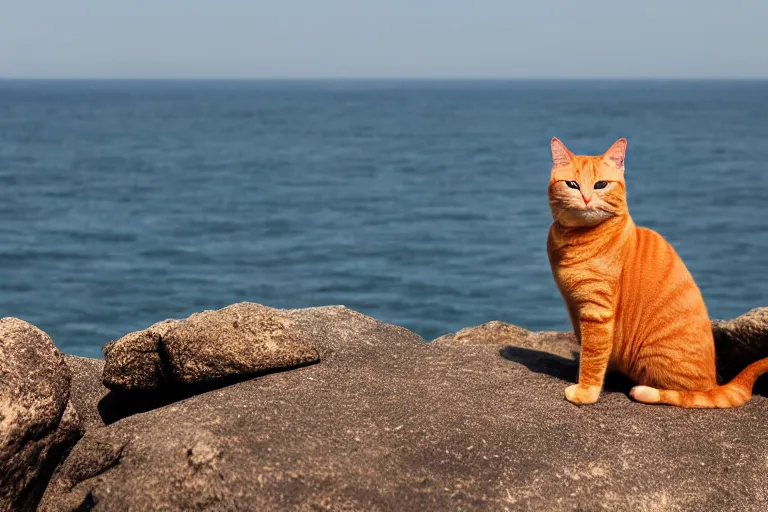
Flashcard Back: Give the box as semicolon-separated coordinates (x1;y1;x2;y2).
629;358;768;408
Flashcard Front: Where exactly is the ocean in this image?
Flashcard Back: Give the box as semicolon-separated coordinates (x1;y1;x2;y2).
1;80;766;358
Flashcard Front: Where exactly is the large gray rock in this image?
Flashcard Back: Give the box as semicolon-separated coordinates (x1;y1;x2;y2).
0;318;82;512
39;305;768;512
102;303;320;393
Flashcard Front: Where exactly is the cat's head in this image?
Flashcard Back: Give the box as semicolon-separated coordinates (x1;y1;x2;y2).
548;138;628;227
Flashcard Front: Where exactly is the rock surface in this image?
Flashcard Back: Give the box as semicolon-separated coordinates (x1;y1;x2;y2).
64;356;107;429
40;305;768;512
0;318;82;512
102;303;320;393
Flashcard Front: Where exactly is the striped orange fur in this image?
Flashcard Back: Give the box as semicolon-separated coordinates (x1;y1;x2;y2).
547;137;768;408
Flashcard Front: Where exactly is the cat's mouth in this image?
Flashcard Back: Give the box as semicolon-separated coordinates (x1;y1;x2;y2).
555;206;615;227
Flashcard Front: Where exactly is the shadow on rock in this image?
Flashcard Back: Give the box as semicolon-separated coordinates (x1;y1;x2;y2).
499;345;635;394
98;362;318;425
500;346;576;381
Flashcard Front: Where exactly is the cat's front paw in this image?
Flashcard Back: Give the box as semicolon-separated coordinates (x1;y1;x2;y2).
564;384;601;405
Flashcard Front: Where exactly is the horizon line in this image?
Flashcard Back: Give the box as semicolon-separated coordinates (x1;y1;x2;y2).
2;76;768;82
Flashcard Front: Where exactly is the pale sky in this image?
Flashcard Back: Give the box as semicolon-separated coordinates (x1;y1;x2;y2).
1;0;767;79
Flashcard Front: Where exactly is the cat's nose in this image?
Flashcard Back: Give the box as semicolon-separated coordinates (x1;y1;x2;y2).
582;194;592;205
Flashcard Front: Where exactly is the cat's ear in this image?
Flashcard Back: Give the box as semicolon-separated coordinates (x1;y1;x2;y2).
603;138;627;170
550;138;573;167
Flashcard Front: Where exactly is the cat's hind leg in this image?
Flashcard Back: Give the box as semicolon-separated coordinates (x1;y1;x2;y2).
630;358;768;408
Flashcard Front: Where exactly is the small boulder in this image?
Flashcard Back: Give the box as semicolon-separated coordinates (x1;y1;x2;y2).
713;307;768;383
432;320;580;360
0;318;82;512
102;303;320;393
102;320;177;392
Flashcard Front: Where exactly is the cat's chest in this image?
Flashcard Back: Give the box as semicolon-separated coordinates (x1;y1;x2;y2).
551;257;619;301
547;226;623;300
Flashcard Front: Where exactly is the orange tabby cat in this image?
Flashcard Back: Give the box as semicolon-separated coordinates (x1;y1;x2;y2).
547;137;768;408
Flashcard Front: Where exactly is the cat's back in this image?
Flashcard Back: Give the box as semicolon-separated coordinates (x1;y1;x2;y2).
623;225;696;297
631;225;675;261
618;224;711;344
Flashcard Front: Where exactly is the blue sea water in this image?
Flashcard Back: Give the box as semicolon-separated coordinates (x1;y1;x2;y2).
0;80;766;358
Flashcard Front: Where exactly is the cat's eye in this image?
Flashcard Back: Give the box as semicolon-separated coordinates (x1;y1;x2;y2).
565;181;580;190
593;181;608;190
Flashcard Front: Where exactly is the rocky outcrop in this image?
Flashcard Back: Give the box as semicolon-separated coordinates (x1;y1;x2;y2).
41;306;425;511
102;303;320;393
442;312;768;389
39;305;768;512
0;318;82;512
